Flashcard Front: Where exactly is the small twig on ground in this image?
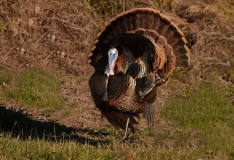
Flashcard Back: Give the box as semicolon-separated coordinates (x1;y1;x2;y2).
33;30;50;47
3;47;15;59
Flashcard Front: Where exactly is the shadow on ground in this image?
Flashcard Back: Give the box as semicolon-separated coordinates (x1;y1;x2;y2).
0;105;110;146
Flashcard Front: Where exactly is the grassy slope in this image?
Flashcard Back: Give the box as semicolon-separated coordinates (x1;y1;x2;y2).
0;68;63;109
162;81;234;159
1;80;233;159
0;54;233;158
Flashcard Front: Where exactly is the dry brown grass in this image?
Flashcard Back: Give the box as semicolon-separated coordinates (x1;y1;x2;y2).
169;0;234;82
0;0;101;75
1;0;234;79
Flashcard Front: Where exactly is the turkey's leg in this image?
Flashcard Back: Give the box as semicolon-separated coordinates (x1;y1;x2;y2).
123;118;130;139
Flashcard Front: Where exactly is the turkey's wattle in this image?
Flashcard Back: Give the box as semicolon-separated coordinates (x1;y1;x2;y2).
104;48;118;76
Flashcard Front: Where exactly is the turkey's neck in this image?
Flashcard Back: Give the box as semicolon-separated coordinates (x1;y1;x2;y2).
114;55;126;74
114;47;135;75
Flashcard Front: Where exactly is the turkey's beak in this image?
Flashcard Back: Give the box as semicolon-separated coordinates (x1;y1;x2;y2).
105;48;118;76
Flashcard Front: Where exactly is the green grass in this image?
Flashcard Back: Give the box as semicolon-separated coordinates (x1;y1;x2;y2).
162;81;234;159
0;79;233;159
0;23;7;35
0;68;11;85
2;68;64;109
169;67;188;79
76;78;85;85
162;82;232;129
2;80;233;159
229;59;234;75
222;59;234;82
0;134;206;160
1;69;234;159
0;136;115;160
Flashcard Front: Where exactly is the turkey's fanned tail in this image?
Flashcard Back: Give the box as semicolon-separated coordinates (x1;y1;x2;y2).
89;8;190;76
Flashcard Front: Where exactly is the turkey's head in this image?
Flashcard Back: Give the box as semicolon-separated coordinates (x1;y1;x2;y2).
105;48;118;76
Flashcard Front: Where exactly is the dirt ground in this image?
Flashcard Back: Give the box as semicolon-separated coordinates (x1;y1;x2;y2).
0;0;234;142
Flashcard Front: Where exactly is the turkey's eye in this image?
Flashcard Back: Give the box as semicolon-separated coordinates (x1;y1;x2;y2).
112;52;117;58
108;48;118;59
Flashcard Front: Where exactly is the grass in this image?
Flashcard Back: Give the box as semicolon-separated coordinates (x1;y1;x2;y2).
0;137;131;160
88;0;174;20
76;78;85;85
229;59;234;76
217;0;234;21
88;0;119;20
0;137;104;160
152;0;174;10
162;82;232;129
169;67;188;79
2;68;64;109
222;59;234;83
161;81;234;159
0;23;7;35
1;67;234;159
0;79;233;159
0;67;11;84
0;133;207;160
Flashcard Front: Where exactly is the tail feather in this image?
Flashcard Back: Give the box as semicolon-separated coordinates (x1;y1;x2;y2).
148;29;158;40
103;109;140;132
142;11;154;29
167;28;184;47
163;24;176;41
89;7;190;76
143;103;155;129
157;16;171;36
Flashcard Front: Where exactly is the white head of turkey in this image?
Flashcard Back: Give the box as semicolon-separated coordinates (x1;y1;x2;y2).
104;48;118;76
88;8;190;139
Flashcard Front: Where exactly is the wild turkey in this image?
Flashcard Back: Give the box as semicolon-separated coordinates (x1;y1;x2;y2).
88;8;190;138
